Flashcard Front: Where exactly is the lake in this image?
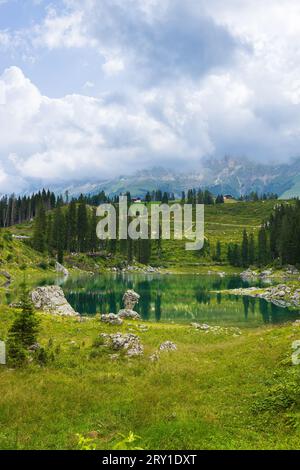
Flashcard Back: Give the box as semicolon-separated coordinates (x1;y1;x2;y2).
58;273;300;327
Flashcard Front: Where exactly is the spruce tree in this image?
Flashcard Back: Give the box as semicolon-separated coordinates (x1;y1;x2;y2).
67;199;77;252
248;233;255;265
258;227;268;267
53;206;65;263
77;200;89;252
32;205;47;253
7;281;40;366
241;230;249;267
89;208;98;252
215;241;222;262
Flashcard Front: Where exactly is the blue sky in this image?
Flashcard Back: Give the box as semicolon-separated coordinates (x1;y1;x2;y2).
1;0;300;192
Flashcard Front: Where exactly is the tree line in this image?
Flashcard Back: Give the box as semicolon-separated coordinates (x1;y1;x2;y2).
227;200;300;268
32;197;153;265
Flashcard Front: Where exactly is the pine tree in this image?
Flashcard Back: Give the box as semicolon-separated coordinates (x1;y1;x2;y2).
248;233;255;265
215;241;222;262
7;281;40;367
258;226;268;267
77;200;89;252
241;230;249;267
32;205;47;253
66;200;77;252
89;208;98;252
162;192;169;204
53;206;65;263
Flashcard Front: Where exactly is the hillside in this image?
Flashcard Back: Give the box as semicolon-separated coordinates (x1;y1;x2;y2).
1;200;280;278
0;231;57;293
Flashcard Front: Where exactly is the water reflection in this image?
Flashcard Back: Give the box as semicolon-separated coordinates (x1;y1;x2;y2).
60;273;300;327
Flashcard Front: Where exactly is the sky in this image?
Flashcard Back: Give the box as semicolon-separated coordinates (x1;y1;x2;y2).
1;0;300;192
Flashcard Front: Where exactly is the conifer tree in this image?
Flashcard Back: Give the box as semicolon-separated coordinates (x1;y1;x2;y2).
53;206;65;263
248;233;255;265
7;281;40;367
258;226;268;266
32;205;47;253
77;200;89;252
241;230;249;267
66;199;77;252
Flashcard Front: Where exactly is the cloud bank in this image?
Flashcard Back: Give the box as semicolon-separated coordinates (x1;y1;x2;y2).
0;0;300;192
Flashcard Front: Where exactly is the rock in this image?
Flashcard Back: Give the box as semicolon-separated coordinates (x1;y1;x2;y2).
31;286;79;316
259;269;273;278
100;333;144;357
118;289;141;320
286;265;299;275
123;289;140;310
101;313;123;325
293;320;300;326
159;341;177;352
240;269;258;280
56;262;69;277
118;309;141;320
191;323;210;330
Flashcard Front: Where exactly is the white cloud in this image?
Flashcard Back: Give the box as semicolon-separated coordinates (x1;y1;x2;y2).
102;56;124;76
33;7;97;49
0;66;214;191
2;0;300;193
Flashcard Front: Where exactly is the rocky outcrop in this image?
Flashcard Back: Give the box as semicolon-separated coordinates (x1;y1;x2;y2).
229;284;300;308
100;333;143;357
285;265;299;275
240;269;258;281
191;323;242;336
118;289;141;320
159;341;177;352
110;265;161;274
101;313;123;325
31;286;79;316
118;309;141;320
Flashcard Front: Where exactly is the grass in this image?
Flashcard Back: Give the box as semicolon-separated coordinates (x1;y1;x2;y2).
1;307;300;450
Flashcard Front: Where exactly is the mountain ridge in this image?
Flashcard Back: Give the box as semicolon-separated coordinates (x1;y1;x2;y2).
11;156;300;199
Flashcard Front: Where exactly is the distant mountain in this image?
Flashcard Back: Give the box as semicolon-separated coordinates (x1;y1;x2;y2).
56;157;300;199
21;156;300;199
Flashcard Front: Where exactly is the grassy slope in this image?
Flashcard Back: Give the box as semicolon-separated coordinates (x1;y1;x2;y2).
152;200;278;268
3;200;279;275
0;232;57;286
0;309;300;450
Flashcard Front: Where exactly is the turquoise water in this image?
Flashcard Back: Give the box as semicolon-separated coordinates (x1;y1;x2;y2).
59;273;300;327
